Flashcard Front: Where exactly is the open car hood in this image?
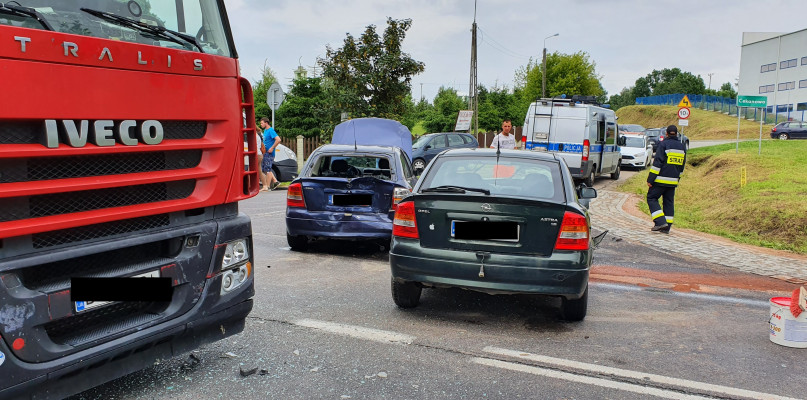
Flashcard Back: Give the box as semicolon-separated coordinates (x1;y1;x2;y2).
332;118;413;160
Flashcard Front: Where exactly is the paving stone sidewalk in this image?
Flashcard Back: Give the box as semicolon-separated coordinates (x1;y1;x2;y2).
589;190;807;283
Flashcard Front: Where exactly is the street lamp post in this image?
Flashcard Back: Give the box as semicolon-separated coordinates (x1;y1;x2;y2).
542;33;559;98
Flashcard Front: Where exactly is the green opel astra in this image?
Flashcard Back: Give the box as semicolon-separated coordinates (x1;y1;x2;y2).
389;148;598;321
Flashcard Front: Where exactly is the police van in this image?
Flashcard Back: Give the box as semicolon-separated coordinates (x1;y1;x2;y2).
523;96;625;186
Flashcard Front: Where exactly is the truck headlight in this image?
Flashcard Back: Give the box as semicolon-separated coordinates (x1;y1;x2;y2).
222;239;249;269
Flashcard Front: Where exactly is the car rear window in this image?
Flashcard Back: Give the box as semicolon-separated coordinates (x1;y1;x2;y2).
419;156;565;202
309;154;393;180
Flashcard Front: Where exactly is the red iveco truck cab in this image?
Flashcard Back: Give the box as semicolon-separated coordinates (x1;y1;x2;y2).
0;1;260;398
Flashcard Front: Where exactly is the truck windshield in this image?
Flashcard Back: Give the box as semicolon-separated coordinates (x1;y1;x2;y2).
0;0;233;57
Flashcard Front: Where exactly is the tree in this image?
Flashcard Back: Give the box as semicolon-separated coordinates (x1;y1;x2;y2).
608;86;637;111
421;87;466;133
718;82;737;99
513;52;605;118
252;63;278;126
478;84;520;132
275;76;332;138
319;18;425;121
641;68;706;95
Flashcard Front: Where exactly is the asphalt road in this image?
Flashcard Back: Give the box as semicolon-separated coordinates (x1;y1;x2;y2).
72;183;806;400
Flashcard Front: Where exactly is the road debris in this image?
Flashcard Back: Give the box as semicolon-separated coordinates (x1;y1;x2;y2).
239;366;258;377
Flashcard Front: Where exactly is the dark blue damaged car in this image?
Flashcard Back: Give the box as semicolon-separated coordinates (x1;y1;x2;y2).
285;118;418;251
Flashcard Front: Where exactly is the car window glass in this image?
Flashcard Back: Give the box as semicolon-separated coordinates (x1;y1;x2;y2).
461;135;472;144
309;154;392;180
420;156;565;202
447;134;464;147
624;137;645;148
431;136;448;149
399;151;414;180
413;135;431;148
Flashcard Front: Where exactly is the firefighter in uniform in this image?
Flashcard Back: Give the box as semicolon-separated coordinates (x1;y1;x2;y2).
647;125;686;233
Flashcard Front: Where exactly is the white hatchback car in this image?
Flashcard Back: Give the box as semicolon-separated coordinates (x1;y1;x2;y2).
619;134;653;169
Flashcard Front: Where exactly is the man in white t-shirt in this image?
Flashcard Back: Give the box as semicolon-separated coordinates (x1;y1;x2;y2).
490;119;516;150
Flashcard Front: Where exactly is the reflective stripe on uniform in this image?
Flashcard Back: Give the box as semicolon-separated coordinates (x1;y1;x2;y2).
665;149;686;155
654;176;679;185
649;166;660;174
665;216;674;223
651;210;665;219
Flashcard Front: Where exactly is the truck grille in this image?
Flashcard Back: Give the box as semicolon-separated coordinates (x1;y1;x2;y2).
0;180;196;222
0;150;202;183
32;214;171;249
0;120;206;144
44;301;168;346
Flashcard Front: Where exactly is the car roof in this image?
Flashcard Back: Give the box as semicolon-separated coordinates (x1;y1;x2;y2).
438;148;559;161
315;144;399;156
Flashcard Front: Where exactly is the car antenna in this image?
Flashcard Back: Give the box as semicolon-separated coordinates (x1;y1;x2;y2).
494;137;501;186
352;121;357;151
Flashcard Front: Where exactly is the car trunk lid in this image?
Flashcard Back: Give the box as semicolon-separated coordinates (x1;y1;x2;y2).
299;177;396;213
413;194;567;256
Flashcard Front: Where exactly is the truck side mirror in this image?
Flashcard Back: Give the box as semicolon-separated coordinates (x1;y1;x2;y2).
618;136;626;146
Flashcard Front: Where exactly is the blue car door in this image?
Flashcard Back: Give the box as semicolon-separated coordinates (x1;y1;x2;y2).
424;135;448;162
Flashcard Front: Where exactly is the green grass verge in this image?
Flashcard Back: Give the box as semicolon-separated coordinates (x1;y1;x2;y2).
617;140;807;253
411;121;427;136
616;105;772;140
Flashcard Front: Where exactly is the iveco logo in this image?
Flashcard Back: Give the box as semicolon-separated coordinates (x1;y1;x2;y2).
481;203;492;211
44;120;164;148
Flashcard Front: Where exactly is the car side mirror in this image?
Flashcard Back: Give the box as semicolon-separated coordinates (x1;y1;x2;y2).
618;136;626;146
424;145;431;150
578;186;597;199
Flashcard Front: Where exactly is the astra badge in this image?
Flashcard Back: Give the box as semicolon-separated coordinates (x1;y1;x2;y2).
481;203;492;211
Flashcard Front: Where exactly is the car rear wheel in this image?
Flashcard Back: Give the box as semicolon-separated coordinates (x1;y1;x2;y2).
643;156;650;169
391;278;421;308
610;164;620;180
412;158;426;171
287;233;308;251
779;133;789;140
560;286;588;321
272;166;281;182
583;170;595;187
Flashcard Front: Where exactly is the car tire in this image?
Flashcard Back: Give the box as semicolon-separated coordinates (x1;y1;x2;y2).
583;170;595;187
779;133;789;140
272;166;281;182
391;278;421;308
560;286;588;321
610;164;620;180
685;141;690;151
643;156;650;169
287;233;308;252
412;158;426;171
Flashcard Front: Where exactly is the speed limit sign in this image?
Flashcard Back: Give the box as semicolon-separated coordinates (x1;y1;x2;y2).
678;107;691;119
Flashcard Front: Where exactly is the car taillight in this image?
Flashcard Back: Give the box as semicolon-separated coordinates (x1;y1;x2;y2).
287;182;305;208
772;127;777;132
582;139;590;161
391;187;411;211
555;211;589;250
392;201;419;239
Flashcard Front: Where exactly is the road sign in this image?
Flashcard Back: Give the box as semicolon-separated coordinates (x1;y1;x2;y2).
267;82;285;111
677;95;692;108
678;119;689;126
455;110;474;131
677;107;691;119
737;95;767;108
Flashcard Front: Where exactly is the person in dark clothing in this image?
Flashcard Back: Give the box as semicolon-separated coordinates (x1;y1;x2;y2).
647;125;686;233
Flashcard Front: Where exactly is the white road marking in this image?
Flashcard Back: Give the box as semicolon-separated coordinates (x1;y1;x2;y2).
293;319;415;345
473;358;712;400
483;347;800;400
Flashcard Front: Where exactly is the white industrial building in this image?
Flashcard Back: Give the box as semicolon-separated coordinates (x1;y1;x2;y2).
738;29;807;121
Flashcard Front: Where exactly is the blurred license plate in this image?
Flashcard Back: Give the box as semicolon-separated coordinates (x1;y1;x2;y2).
329;194;372;206
451;221;519;241
74;270;160;312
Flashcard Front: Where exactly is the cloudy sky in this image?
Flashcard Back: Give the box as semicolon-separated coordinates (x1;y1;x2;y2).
225;0;807;102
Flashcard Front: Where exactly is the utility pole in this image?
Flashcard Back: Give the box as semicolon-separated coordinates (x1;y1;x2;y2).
469;0;479;142
707;73;714;90
542;33;559;98
420;83;424;101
